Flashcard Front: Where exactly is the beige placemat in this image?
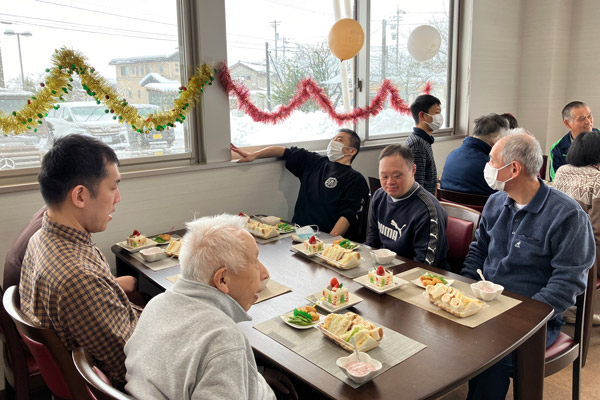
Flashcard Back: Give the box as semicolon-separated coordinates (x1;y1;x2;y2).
166;274;180;284
131;253;180;271
256;280;292;304
390;268;522;328
254;316;426;388
291;240;405;279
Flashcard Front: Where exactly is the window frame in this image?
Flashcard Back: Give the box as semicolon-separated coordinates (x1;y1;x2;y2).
0;0;460;189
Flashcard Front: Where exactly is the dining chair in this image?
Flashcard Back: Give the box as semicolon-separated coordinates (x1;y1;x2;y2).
544;261;596;400
72;347;135;400
439;202;481;273
540;154;548;180
368;176;381;195
353;194;371;243
436;188;489;213
3;286;91;400
0;285;47;400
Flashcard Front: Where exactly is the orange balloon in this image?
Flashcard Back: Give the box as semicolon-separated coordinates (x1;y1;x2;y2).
328;18;365;61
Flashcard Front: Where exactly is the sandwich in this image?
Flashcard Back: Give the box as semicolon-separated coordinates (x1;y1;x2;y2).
320;312;383;352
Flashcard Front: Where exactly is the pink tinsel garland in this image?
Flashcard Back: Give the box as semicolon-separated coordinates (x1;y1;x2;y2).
218;63;432;126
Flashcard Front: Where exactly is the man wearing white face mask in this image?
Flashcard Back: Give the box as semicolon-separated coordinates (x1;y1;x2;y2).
461;132;595;400
406;94;443;195
230;129;369;240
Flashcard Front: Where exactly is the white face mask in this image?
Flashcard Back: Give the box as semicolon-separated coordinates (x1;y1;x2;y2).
484;162;514;191
327;140;347;161
425;112;444;131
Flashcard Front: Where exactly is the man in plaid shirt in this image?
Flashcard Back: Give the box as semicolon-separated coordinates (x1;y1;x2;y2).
19;134;141;385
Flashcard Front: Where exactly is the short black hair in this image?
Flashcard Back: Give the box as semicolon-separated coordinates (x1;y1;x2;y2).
562;101;587;121
338;128;361;163
378;144;414;169
38;134;120;207
410;94;441;124
473;113;509;137
566;131;600;166
500;113;518;129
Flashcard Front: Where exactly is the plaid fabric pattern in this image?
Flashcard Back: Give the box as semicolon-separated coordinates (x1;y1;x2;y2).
406;131;438;195
19;213;141;384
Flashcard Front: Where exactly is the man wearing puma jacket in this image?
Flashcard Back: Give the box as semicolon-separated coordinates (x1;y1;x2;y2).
365;144;449;268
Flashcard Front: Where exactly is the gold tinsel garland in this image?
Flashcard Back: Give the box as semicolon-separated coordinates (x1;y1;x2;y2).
0;47;215;135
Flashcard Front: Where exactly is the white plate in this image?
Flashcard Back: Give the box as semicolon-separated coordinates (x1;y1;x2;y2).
411;277;455;289
306;291;363;313
280;310;324;330
115;238;159;253
290;242;322;257
353;274;409;294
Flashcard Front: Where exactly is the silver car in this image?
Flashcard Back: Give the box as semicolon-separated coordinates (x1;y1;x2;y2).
46;101;128;146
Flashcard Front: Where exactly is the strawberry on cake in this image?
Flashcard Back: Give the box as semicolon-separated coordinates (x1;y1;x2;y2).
368;266;394;288
304;235;324;253
323;277;349;306
126;229;147;248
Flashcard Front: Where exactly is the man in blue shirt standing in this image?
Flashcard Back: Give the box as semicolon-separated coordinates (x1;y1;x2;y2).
462;132;595;399
441;113;508;195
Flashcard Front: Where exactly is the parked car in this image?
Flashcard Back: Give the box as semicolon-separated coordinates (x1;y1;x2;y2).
46;101;128;146
127;104;175;148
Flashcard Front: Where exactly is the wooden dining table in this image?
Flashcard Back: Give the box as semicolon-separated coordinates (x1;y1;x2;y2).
112;231;553;400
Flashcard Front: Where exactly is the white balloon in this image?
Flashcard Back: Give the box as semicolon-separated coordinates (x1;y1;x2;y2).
407;25;442;62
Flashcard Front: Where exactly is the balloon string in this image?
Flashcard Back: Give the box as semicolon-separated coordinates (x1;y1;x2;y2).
218;63;432;126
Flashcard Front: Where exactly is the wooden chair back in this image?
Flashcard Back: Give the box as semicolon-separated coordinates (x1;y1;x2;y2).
3;286;90;400
72;347;135;400
436;188;489;213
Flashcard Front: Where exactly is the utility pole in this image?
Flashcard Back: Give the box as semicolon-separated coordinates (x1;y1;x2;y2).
270;20;280;62
265;42;271;111
389;7;405;75
381;19;387;81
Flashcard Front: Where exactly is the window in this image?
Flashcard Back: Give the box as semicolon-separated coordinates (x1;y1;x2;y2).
225;0;348;146
366;1;452;138
0;0;188;173
145;64;150;74
225;0;456;147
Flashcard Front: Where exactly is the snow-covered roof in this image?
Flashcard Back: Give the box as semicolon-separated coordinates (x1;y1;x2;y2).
230;61;267;74
139;73;178;86
144;82;181;93
109;51;179;65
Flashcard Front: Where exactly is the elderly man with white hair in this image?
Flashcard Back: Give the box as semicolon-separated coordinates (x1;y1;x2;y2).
124;214;297;400
461;132;595;400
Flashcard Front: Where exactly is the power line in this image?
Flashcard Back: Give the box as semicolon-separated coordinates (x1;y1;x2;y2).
0;13;177;38
33;0;176;26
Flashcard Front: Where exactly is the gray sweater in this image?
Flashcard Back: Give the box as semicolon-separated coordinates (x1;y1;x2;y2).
124;277;275;400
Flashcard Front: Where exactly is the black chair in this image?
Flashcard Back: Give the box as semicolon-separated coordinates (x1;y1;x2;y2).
435;188;489;213
368;176;381;195
72;347;135;400
543;261;596;400
354;194;371;243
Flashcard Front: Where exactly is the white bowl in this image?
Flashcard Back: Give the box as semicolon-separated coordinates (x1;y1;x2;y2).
471;281;504;301
336;352;382;384
371;249;397;264
139;247;166;262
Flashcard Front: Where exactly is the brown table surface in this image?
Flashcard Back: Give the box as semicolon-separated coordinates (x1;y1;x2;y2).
112;231;553;400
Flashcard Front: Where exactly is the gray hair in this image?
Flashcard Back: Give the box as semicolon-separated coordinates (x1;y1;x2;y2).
179;214;249;284
473;113;508;139
501;132;543;178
